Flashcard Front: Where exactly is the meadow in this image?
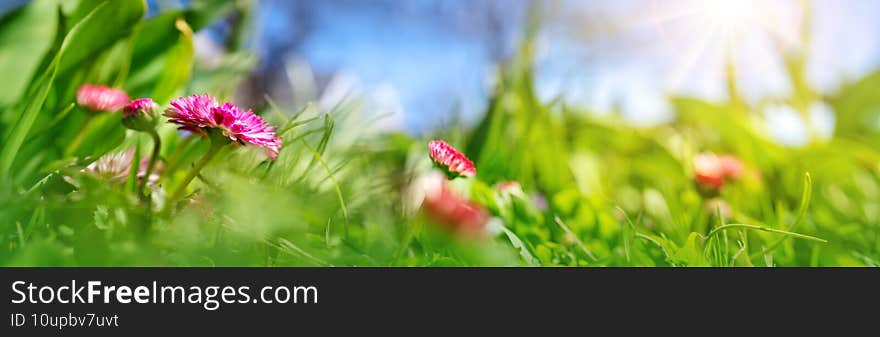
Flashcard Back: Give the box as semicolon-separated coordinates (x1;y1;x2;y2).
1;0;878;266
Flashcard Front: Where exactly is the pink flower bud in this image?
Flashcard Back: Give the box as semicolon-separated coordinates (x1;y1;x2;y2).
76;84;130;112
123;98;157;118
428;140;476;178
122;98;159;132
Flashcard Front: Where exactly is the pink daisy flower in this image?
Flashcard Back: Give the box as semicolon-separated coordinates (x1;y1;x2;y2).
83;148;162;186
428;140;476;178
163;94;218;134
693;153;745;192
693;153;725;189
164;94;282;159
76;84;130;112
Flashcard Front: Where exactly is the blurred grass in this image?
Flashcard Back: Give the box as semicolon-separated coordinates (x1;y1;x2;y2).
0;0;878;266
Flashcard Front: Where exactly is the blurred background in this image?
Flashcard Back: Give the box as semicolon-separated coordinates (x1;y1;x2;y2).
4;0;879;142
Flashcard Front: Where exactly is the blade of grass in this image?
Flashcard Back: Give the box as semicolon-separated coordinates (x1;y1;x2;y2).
15;221;25;248
276;115;321;137
277;238;332;266
315;114;334;156
392;221;421;266
707;201;730;266
554;216;597;261
264;95;320;136
634;232;673;260
499;225;540;266
26;103;76;140
299;113;334;175
614;207;635;262
266;96;348;220
19;205;45;247
706;223;827;243
750;172;814;258
0;60;57;180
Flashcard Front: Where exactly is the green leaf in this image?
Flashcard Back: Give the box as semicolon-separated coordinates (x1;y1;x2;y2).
500;226;539;266
671;233;710;267
58;0;145;74
66;0;105;29
151;18;194;103
129;10;184;70
0;60;57;181
0;0;59;106
126;5;232;100
184;0;237;32
125;10;189;98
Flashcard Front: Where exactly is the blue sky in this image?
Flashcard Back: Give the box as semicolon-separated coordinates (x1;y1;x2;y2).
5;0;879;138
247;0;880;135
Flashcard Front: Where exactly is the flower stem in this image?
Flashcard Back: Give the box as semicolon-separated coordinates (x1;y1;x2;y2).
139;130;161;196
166;140;223;212
164;134;195;177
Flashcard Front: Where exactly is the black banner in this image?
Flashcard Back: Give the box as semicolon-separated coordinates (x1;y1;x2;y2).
1;268;877;335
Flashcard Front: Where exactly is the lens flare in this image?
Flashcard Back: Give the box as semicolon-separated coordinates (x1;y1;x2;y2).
649;0;801;95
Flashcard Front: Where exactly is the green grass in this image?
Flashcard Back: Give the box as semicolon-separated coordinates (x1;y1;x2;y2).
0;0;878;267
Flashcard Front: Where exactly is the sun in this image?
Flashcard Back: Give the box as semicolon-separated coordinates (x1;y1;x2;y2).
648;0;802;95
699;0;762;32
